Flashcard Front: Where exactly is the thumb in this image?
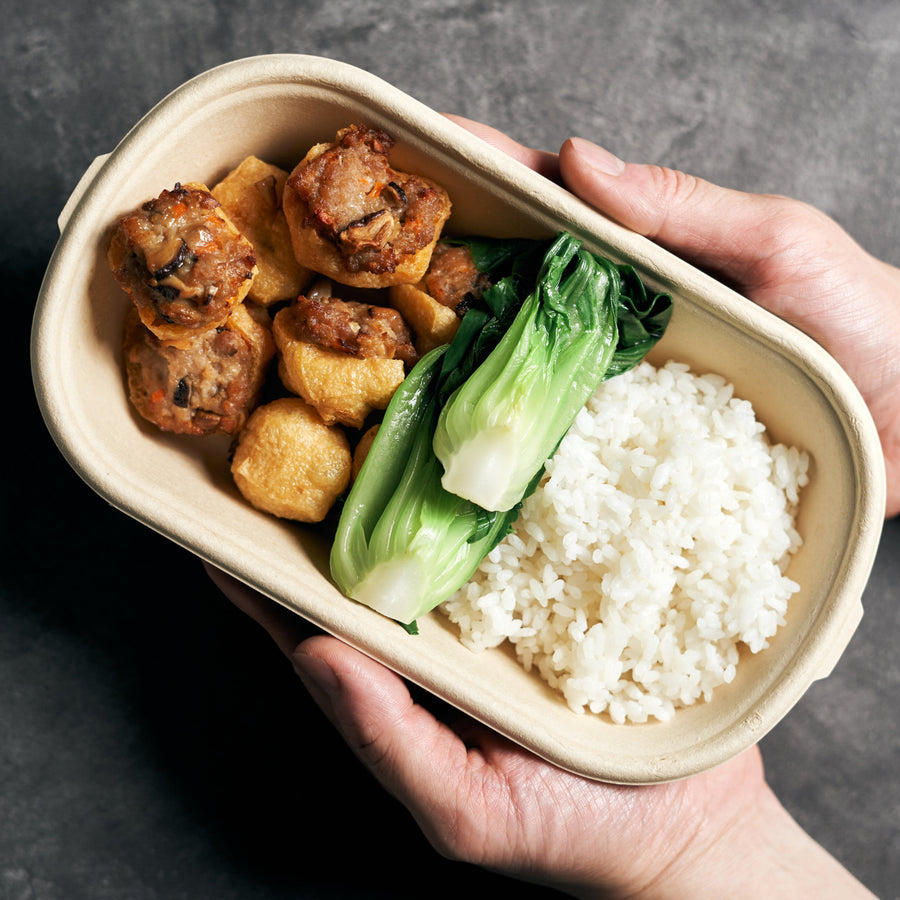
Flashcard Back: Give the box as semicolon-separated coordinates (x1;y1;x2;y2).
558;136;783;289
442;113;562;181
290;635;471;831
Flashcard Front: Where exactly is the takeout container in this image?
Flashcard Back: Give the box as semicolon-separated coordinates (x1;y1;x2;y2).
31;54;886;784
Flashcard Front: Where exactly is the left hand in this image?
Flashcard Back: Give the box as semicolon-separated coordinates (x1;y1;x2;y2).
206;565;869;899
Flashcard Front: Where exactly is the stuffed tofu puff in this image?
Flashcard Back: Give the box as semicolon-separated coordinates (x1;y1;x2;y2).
282;124;451;289
108;182;258;344
272;285;415;429
122;302;274;436
389;242;491;354
108;124;456;524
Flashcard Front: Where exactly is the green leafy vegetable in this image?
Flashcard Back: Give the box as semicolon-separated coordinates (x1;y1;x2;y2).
329;346;521;626
606;265;673;378
329;230;672;626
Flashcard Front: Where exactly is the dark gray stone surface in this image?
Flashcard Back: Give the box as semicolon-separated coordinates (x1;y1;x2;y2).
5;1;899;897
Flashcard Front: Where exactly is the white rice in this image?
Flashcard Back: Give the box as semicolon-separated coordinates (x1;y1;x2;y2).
440;360;809;724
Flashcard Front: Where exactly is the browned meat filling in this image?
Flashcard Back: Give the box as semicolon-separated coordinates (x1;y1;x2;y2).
122;305;273;436
288;124;449;276
423;243;492;315
286;284;418;368
109;183;257;337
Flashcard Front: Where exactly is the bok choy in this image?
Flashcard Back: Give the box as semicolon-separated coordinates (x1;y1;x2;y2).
434;232;620;511
329;346;522;626
330;231;672;626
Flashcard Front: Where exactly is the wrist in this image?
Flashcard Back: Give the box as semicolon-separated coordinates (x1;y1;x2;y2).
629;783;875;900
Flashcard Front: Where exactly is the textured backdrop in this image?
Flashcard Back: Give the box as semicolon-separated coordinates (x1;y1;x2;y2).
5;1;899;897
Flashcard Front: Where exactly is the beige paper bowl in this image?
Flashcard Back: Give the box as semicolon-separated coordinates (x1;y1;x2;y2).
31;54;886;784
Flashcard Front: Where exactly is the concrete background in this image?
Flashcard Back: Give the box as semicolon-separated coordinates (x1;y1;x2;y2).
5;1;899;897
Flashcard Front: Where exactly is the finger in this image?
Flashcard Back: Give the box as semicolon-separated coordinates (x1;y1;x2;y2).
558;135;784;286
203;562;313;658
291;634;485;845
442;113;561;181
291;634;466;784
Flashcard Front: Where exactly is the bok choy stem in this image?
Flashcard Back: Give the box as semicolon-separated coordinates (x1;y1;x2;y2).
329;346;520;626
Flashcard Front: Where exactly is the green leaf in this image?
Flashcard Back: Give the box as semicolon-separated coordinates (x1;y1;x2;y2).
605;265;673;378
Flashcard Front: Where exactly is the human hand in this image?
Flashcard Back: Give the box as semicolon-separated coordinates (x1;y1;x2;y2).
445;115;900;518
206;120;889;898
208;565;872;899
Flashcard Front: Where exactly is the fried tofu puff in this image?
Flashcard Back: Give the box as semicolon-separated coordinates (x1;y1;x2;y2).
352;424;379;481
122;302;275;436
389;242;492;354
231;397;351;523
273;282;417;429
211;156;314;307
109;182;258;343
282;124;452;289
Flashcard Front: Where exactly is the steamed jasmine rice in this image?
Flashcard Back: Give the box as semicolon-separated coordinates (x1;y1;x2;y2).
441;360;809;724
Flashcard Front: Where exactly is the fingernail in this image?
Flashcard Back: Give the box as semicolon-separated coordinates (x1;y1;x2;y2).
570;136;626;176
293;650;341;698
